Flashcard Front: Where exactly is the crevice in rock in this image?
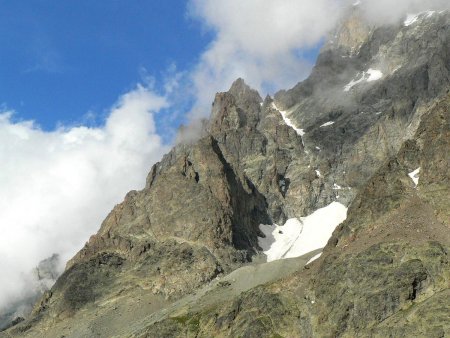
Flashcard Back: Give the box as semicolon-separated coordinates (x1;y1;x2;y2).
210;136;271;254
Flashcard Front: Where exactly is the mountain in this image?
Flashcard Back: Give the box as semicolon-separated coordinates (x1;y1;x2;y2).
2;7;449;338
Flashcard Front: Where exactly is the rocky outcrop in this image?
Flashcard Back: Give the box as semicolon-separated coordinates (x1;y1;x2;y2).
275;8;450;207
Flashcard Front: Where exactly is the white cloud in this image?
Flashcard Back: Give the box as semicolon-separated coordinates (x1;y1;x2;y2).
187;0;346;119
358;0;450;24
0;85;169;312
185;0;450;120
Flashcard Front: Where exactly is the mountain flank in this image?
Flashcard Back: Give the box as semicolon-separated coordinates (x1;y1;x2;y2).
2;7;449;338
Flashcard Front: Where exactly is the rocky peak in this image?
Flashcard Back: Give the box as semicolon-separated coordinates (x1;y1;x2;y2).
209;78;262;135
33;254;60;282
325;5;372;56
228;78;262;103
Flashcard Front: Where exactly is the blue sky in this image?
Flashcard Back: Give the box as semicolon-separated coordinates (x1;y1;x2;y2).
0;1;330;144
0;1;210;134
3;0;446;143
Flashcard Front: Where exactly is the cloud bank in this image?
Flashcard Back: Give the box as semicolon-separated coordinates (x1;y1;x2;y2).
0;85;169;313
358;0;450;24
186;0;450;119
187;0;345;119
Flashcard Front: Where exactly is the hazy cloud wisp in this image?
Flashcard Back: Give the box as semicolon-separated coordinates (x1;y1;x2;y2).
186;0;450;120
187;0;346;119
358;0;450;24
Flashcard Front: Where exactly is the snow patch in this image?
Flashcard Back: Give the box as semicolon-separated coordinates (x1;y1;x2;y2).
404;11;435;26
272;103;305;137
320;121;335;127
408;168;420;187
366;69;383;82
306;252;322;265
344;69;383;92
404;14;420;26
333;183;342;190
315;170;322;178
258;202;348;262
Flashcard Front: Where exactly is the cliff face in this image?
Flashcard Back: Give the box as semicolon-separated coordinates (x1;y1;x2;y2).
3;8;450;338
146;92;448;338
275;7;449;202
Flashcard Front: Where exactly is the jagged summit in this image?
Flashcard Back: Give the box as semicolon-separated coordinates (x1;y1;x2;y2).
324;5;371;55
228;78;261;101
209;78;262;135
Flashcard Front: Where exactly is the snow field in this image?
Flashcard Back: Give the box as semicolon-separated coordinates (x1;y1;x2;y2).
344;69;383;92
259;202;348;262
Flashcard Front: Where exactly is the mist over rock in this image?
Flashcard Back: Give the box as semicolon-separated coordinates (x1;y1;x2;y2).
0;254;60;332
2;7;450;338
